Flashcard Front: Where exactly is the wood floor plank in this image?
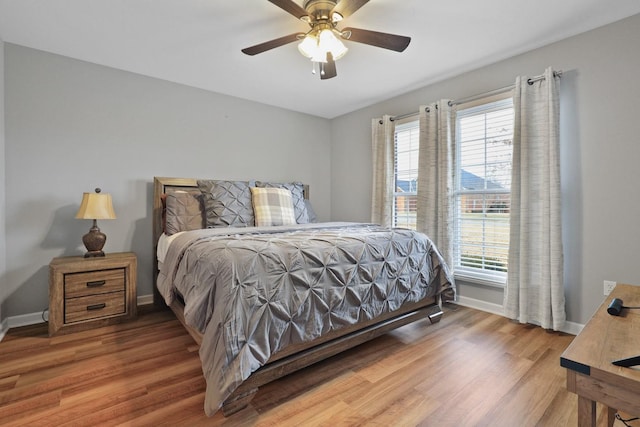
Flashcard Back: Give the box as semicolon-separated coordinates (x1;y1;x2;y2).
0;305;589;426
60;376;206;427
121;392;210;427
0;375;19;393
434;351;534;426
0;334;199;409
0;390;62;425
476;347;570;426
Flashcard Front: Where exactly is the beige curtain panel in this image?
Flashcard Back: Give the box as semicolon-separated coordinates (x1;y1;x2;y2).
371;115;395;228
416;101;455;267
504;67;566;331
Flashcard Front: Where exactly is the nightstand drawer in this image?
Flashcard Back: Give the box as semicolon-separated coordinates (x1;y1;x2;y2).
64;268;125;298
65;291;125;323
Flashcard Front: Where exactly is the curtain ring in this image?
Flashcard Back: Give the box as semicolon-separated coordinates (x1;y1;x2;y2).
378;118;395;124
527;78;534;85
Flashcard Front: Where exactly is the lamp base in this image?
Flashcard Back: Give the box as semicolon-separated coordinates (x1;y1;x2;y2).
82;220;107;258
84;250;106;258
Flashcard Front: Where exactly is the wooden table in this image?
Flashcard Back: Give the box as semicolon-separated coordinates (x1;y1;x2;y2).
561;284;640;426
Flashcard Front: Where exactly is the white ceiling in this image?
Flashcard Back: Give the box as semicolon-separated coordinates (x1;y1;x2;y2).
1;1;639;119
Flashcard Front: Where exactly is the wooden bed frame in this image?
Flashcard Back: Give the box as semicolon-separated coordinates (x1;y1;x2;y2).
152;176;445;416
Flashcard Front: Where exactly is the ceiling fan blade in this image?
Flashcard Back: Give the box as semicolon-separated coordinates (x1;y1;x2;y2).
342;27;411;52
321;52;337;80
241;33;302;56
331;0;370;19
268;0;308;20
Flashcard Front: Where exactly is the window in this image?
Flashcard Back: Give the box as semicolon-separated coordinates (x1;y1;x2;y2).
389;98;513;285
393;118;419;229
453;97;514;285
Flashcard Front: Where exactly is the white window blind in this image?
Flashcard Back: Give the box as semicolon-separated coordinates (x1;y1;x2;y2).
393;118;419;229
453;97;514;285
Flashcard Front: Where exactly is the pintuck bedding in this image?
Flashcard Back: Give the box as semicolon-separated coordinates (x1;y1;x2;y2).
156;221;455;416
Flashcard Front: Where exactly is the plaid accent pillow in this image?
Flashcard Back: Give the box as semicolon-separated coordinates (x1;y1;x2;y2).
251;187;296;227
255;181;309;224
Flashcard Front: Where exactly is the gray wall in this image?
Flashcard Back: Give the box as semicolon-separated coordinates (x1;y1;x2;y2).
2;44;331;318
330;13;640;325
0;39;5;322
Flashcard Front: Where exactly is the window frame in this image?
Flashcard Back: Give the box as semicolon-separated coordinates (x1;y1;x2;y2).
452;93;514;287
392;115;420;229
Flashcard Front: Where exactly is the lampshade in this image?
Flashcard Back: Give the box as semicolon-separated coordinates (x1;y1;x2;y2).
75;191;116;220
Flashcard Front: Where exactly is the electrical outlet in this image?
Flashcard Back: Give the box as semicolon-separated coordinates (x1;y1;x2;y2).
604;280;617;295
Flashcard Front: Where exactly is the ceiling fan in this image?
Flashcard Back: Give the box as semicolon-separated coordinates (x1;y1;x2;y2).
242;0;411;80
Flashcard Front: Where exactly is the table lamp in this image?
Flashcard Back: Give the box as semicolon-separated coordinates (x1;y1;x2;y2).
75;188;116;257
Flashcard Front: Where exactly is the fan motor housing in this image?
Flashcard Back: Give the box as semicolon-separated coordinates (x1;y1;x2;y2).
303;0;338;20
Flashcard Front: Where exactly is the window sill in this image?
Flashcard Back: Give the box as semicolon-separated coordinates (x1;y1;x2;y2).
454;271;506;288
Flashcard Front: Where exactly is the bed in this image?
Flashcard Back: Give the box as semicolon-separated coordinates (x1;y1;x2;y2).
152;176;455;416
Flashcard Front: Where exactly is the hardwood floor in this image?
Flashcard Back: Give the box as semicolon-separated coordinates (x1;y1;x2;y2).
0;305;622;426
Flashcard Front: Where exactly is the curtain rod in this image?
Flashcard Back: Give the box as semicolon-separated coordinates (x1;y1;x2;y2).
383;70;563;123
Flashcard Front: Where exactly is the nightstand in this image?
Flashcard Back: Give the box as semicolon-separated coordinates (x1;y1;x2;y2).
49;252;137;336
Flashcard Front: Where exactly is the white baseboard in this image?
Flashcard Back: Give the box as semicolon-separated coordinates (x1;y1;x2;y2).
6;311;46;329
454;295;505;316
558;320;583;335
0;294;155;342
0;317;8;342
137;294;154;306
453;295;583;336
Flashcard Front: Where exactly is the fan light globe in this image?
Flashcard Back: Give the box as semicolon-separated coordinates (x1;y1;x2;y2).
298;29;348;63
319;29;348;60
298;34;319;59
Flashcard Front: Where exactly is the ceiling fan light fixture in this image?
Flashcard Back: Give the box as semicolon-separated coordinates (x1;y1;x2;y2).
319;28;348;60
298;28;348;63
243;0;410;80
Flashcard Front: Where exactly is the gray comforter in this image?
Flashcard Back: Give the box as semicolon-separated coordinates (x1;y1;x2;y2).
157;222;455;416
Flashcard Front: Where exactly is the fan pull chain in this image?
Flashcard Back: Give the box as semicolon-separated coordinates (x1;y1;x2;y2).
311;62;326;76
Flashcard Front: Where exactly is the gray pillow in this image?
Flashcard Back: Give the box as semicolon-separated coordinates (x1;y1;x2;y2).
197;180;255;227
304;199;318;223
164;191;205;235
256;181;309;224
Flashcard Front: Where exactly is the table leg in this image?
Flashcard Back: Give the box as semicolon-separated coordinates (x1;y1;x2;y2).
577;396;596;427
607;407;617;427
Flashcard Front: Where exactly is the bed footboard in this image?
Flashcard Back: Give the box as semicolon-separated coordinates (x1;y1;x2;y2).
221;301;441;415
165;284;442;415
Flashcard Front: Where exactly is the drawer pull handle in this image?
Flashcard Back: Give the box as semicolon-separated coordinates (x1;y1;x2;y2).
86;303;106;311
86;280;106;288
